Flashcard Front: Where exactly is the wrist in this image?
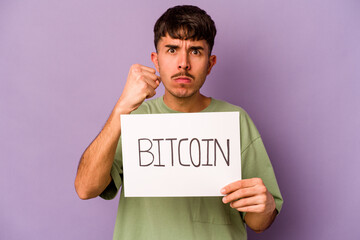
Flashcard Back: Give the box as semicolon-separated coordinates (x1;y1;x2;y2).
114;100;133;115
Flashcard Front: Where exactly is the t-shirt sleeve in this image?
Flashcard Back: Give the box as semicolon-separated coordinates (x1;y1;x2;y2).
99;137;123;200
241;138;283;217
238;112;283;220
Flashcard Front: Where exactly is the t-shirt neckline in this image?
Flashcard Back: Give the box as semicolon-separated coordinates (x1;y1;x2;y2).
157;96;216;113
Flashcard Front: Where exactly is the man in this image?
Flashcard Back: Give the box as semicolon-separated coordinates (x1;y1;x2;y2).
75;5;283;239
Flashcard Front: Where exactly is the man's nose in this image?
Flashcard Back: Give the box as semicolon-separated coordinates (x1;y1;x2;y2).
178;52;190;70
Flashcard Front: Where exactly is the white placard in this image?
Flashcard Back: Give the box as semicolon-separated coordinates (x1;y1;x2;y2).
120;112;241;197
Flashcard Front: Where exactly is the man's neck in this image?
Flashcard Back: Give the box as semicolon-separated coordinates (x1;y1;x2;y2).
163;92;211;113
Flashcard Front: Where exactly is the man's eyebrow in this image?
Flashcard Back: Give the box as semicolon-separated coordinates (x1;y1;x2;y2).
165;44;179;49
189;46;204;51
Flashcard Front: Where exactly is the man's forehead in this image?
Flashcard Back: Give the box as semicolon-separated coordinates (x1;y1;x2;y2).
158;34;208;48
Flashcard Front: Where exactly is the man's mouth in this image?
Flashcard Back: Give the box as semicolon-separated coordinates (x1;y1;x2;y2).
174;77;192;83
171;72;194;84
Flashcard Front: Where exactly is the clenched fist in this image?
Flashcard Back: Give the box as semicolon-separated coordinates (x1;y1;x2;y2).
118;64;160;114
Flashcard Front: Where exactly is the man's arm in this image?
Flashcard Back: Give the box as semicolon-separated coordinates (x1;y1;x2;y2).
74;64;160;199
221;178;277;232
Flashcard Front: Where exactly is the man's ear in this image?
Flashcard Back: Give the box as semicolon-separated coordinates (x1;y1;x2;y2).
151;52;160;72
207;55;217;75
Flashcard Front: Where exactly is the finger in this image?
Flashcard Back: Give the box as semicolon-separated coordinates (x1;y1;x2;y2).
222;186;258;204
221;178;262;195
138;64;160;84
142;70;160;83
133;72;158;89
235;204;266;213
229;195;265;209
143;79;158;98
145;86;156;99
154;77;161;86
143;75;160;89
223;184;268;204
140;65;156;74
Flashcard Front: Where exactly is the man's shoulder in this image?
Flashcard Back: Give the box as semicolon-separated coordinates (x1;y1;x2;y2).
209;98;248;116
210;98;260;139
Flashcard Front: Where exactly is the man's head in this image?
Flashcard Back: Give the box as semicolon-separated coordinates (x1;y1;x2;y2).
154;5;217;55
151;5;217;105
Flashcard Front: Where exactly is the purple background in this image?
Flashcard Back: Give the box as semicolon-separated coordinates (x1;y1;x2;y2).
1;0;359;239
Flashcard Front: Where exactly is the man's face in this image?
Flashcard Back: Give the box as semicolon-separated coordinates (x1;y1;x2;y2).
151;34;216;99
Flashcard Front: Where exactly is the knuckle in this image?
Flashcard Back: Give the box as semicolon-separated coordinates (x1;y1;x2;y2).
255;178;263;184
237;189;245;197
259;185;267;193
259;194;267;203
131;64;141;73
151;74;158;81
138;82;148;93
138;80;147;87
235;189;244;199
140;91;148;99
235;180;243;189
138;75;145;81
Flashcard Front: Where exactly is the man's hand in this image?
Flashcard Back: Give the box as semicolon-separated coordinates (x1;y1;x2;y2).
221;178;277;232
118;64;160;114
221;178;275;214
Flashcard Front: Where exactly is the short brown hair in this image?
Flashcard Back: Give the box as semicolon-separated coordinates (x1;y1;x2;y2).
154;5;217;54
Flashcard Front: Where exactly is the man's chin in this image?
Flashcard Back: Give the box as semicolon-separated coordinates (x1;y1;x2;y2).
166;89;197;99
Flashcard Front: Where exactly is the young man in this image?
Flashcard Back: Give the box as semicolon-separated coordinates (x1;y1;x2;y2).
75;5;283;239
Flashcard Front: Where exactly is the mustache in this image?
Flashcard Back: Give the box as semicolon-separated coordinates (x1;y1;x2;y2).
171;71;195;80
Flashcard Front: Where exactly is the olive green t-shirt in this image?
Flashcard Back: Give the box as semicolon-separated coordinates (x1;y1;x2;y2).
100;97;283;240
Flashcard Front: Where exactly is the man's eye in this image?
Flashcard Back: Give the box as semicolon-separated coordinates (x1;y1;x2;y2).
168;48;176;53
192;49;200;55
